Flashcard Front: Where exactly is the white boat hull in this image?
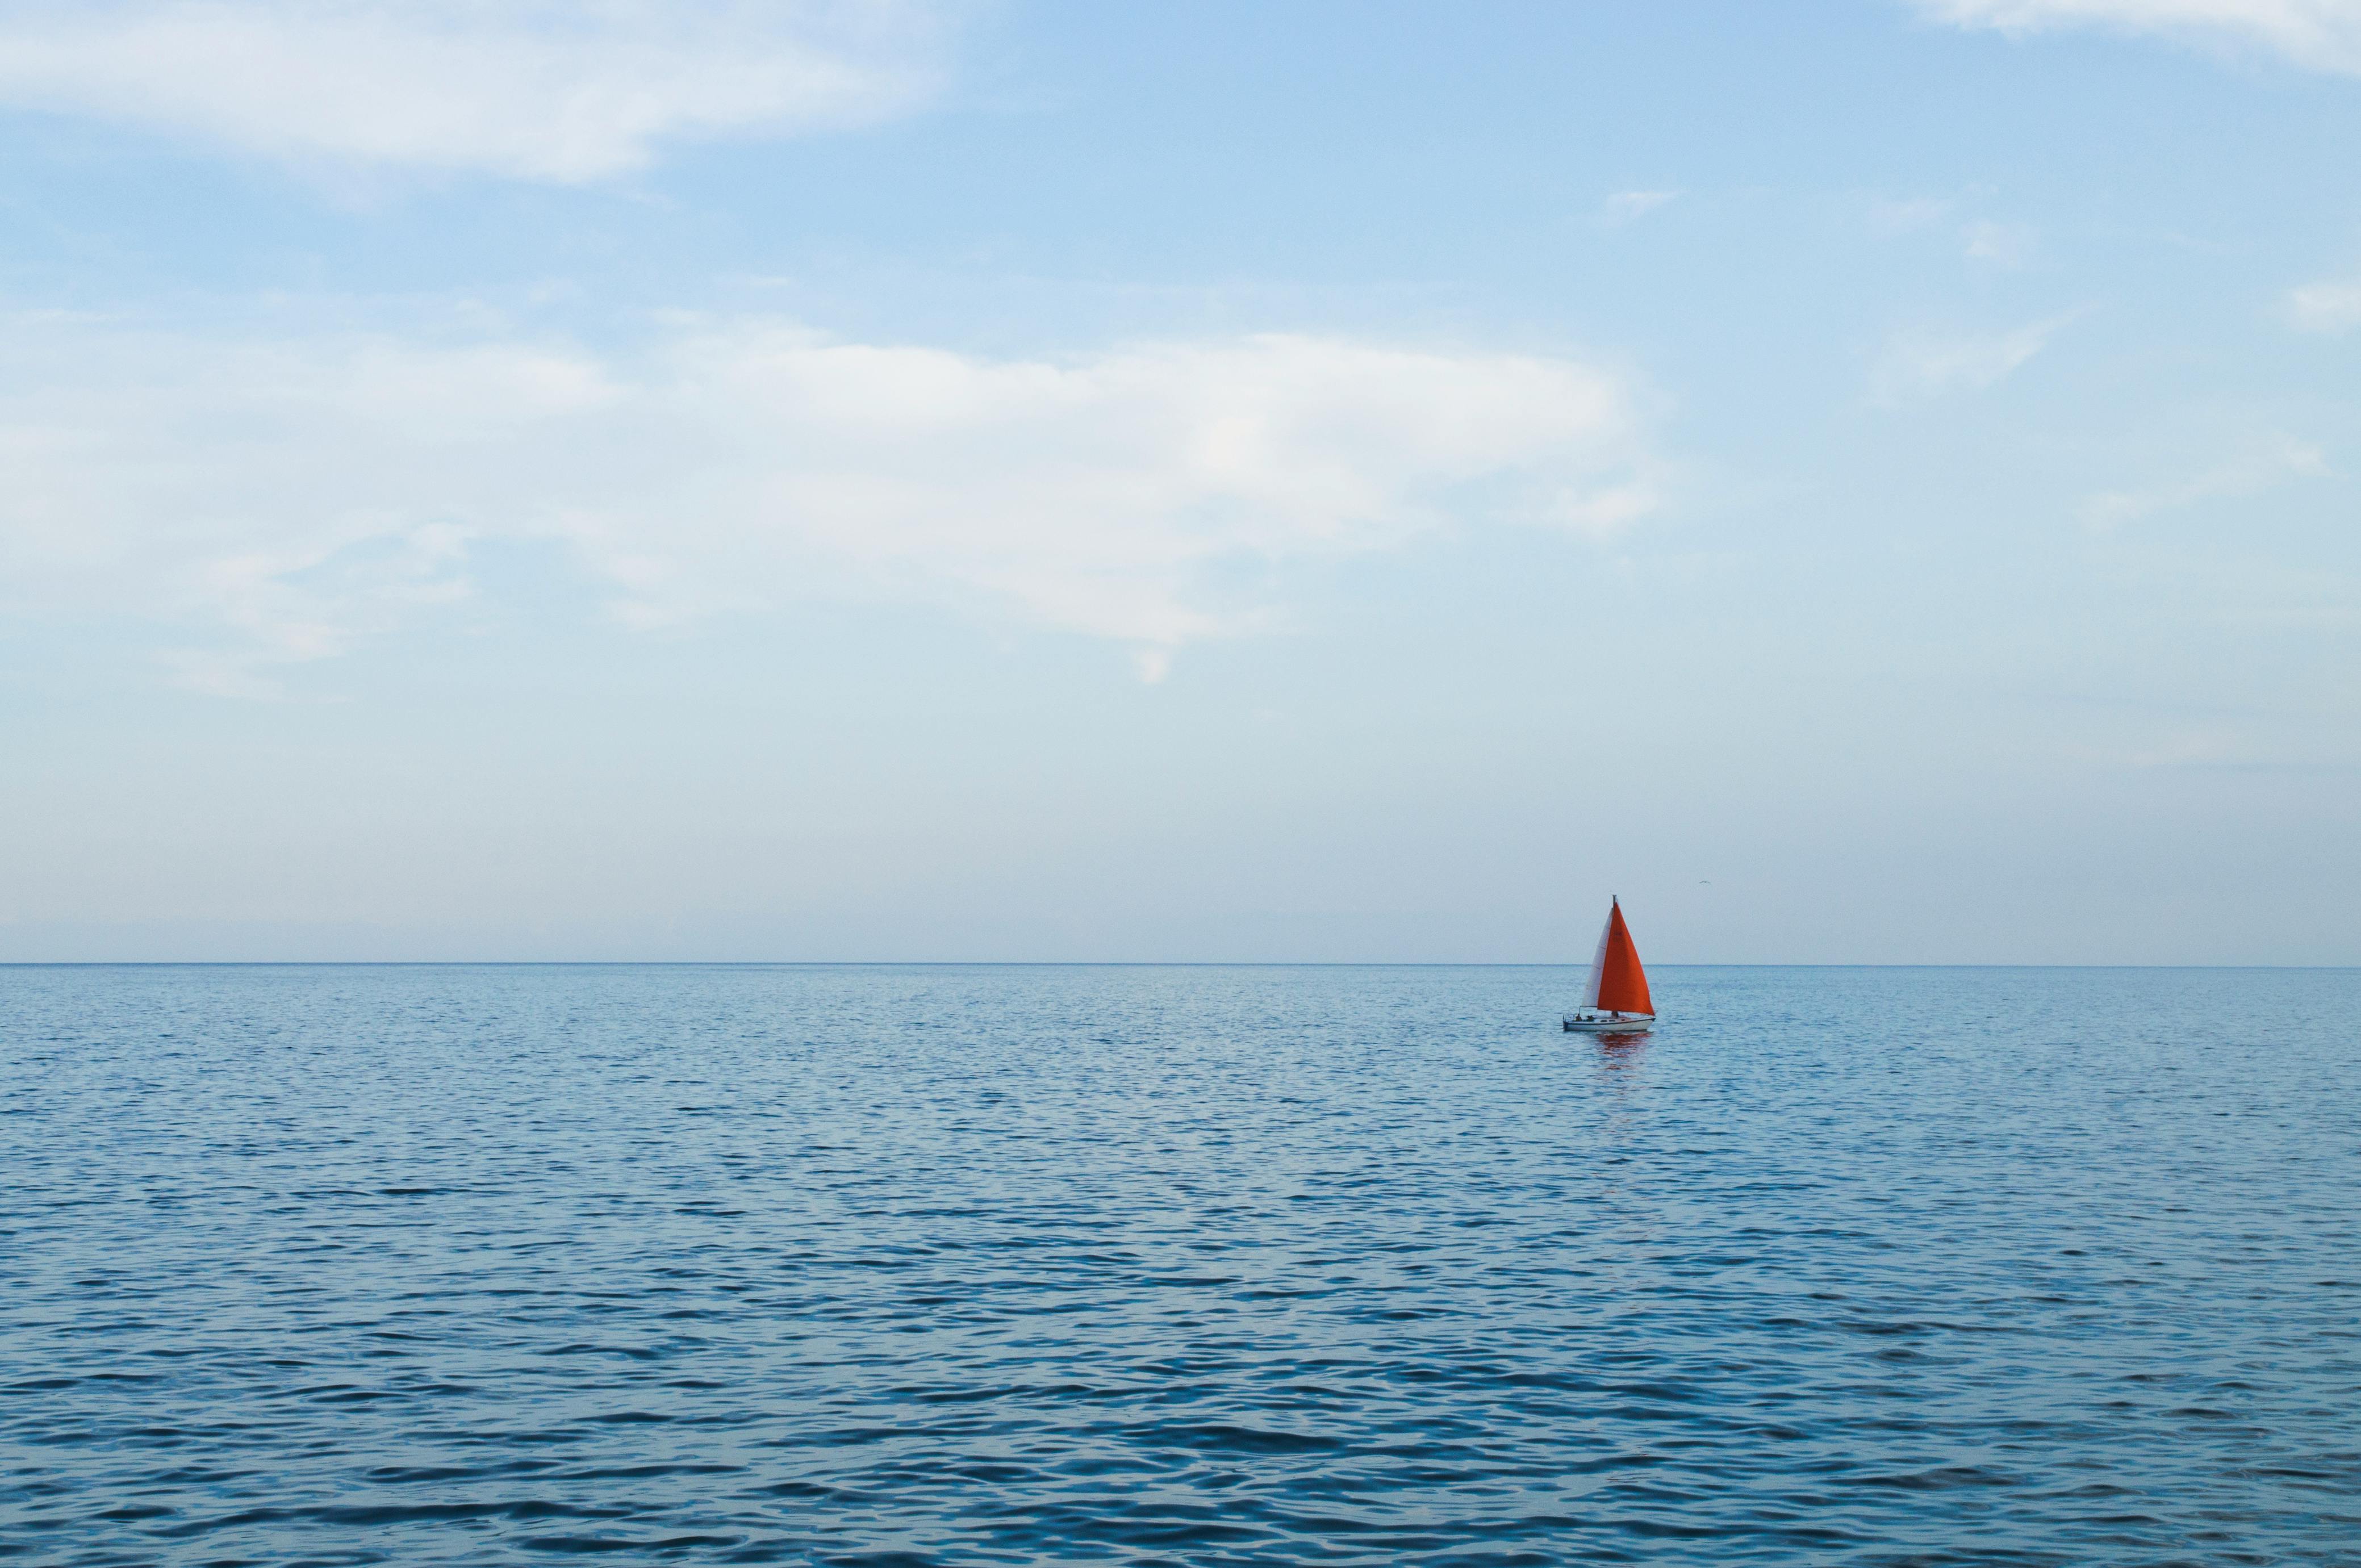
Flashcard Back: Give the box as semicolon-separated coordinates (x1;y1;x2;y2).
1563;1014;1653;1033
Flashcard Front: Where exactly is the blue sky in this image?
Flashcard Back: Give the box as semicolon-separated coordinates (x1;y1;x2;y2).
2;0;2356;963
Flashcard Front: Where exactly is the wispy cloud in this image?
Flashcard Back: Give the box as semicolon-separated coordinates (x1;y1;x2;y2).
1869;198;2037;265
1910;0;2361;77
0;1;947;182
0;312;1661;692
167;522;477;698
2287;273;2361;332
2082;432;2330;526
1963;219;2037;266
1600;190;1679;227
1871;312;2078;403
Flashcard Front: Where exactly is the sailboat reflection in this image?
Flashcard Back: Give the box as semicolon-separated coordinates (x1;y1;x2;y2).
1599;1031;1650;1061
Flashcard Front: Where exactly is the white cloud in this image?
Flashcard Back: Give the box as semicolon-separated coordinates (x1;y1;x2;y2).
1871;313;2076;402
2287;273;2361;331
2082;432;2330;525
1912;0;2361;76
0;1;944;181
1601;190;1679;227
1963;219;2037;266
1867;199;2036;265
0;312;1660;691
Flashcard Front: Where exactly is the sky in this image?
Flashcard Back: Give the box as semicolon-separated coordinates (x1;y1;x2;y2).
1;0;2356;965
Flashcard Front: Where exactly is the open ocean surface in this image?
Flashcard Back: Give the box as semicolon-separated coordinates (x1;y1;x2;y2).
3;963;2356;1566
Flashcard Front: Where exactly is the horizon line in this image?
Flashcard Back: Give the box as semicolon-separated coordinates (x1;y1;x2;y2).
3;960;2356;971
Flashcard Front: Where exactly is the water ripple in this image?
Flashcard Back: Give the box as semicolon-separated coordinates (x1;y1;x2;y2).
2;963;2357;1563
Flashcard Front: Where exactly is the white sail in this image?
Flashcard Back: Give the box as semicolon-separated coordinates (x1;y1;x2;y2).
1581;905;1612;1009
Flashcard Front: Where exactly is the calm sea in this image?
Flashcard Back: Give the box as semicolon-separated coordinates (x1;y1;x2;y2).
3;964;2356;1565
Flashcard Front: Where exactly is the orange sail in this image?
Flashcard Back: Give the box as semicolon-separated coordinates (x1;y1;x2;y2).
1583;897;1654;1016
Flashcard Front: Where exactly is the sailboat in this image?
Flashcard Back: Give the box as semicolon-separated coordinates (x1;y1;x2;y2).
1563;896;1655;1032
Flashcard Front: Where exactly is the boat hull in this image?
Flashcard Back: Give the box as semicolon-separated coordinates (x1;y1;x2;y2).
1562;1015;1653;1033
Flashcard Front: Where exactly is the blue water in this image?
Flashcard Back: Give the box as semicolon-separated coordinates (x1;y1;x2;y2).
3;965;2356;1565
